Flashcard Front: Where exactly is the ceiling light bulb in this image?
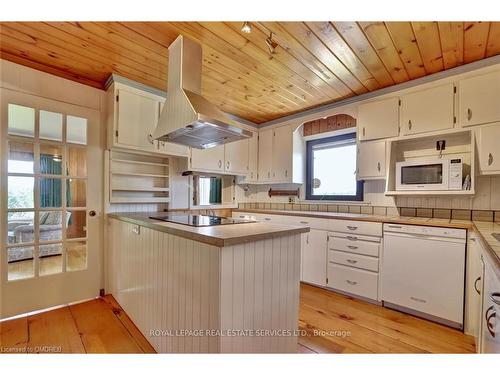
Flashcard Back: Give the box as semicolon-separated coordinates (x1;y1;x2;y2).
266;32;278;54
241;22;252;34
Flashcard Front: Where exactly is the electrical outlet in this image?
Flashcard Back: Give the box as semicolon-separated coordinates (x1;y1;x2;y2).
436;140;446;151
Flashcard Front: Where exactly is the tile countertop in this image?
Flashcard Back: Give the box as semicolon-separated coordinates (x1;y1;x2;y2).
234;208;500;274
107;212;310;248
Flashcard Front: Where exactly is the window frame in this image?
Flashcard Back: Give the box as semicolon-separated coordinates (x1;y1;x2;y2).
305;132;364;201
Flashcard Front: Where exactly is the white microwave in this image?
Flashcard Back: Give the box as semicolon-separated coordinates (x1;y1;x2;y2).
396;158;463;191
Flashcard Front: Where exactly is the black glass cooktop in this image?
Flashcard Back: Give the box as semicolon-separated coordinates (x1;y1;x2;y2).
149;215;256;227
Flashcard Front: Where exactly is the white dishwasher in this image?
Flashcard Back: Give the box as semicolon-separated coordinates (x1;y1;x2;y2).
381;223;466;329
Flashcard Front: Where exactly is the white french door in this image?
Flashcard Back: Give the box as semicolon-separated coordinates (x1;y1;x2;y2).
0;89;102;318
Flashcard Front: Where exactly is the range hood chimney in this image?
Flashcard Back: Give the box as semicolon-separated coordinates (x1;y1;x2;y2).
153;35;251;149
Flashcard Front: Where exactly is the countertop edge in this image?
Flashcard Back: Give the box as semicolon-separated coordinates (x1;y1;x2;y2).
107;213;310;247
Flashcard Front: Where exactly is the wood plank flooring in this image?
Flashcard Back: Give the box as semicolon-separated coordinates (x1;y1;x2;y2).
298;284;476;354
0;284;476;354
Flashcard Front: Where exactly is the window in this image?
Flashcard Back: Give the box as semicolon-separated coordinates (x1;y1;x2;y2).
306;132;363;201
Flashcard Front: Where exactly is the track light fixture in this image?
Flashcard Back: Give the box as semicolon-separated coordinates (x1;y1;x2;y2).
241;21;252;34
265;32;278;54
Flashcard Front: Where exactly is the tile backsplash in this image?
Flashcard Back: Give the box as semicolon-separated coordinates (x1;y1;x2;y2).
236;175;500;222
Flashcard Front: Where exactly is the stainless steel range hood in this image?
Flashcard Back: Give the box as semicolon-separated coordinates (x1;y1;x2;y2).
153;35;251;149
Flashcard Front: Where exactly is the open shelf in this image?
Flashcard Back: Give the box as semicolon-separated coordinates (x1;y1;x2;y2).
106;150;170;208
385;129;476;196
111;158;169;168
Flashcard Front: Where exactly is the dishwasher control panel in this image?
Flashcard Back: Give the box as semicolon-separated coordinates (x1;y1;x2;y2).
383;223;466;239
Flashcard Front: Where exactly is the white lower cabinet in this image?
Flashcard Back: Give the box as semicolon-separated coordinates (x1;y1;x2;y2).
480;256;500;353
327;263;379;301
301;230;327;286
328;229;382;301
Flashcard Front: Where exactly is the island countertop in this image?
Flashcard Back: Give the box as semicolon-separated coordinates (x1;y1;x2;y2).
108;212;310;247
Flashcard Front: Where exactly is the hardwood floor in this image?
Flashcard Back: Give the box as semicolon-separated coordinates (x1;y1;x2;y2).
298;284;476;354
0;296;155;353
0;284;476;354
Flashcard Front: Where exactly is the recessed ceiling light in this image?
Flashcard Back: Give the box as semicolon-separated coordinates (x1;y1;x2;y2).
241;22;252;34
265;32;278;54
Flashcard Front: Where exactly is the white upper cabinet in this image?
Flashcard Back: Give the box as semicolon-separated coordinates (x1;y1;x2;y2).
357;97;400;141
459;70;500;127
258;128;273;182
190;145;225;173
477;122;500;174
106;81;188;157
115;88;159;152
224;138;249;175
400;83;455;135
272;125;293;182
357;140;386;180
246;131;259;182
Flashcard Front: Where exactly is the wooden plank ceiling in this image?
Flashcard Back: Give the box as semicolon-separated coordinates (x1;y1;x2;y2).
1;22;499;124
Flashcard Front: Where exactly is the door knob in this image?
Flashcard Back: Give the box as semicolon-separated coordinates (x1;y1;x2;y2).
89;210;97;217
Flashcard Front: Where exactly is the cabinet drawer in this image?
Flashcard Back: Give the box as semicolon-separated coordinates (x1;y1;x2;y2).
287;216;330;231
328;250;379;272
329;219;382;237
329;236;380;257
327;263;378;300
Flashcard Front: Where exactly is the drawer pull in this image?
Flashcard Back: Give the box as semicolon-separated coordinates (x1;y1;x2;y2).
346;236;358;241
347;245;358;250
346;280;358;285
299;221;309;224
347;226;358;231
239;215;245;218
346;259;358;264
387;225;402;229
474;276;481;295
485;306;496;337
410;296;426;303
264;218;271;221
491;292;500;305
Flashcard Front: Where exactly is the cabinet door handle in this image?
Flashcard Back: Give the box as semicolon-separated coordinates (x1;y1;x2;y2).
347;245;358;250
285;170;288;177
485;305;496;337
377;162;381;172
488;153;494;166
346;259;358;264
147;134;154;145
474;276;481;295
408;120;412;130
347;225;358;231
250;172;254;179
362;127;365;137
467;108;472;121
218;160;222;168
346;280;358;285
410;296;426;303
491;292;500;305
268;171;271;178
226;161;230;170
306;235;309;244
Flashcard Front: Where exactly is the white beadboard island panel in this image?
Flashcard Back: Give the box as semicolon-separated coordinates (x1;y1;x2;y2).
107;218;302;353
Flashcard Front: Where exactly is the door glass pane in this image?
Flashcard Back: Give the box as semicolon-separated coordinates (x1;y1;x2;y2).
66;210;86;239
67;146;87;177
40;110;63;141
8;140;34;173
39;244;63;276
8;246;35;280
67;179;86;207
8;104;35;138
38;211;63;242
66;241;87;271
7;211;35;245
39;178;62;208
40;143;63;175
67;115;87;145
8;176;34;209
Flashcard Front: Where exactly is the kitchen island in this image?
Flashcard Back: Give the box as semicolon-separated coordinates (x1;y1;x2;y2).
106;213;309;353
